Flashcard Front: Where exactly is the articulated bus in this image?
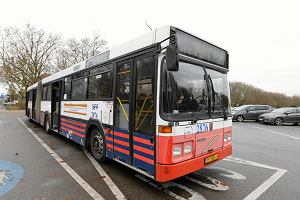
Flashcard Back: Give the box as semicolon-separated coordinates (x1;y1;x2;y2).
26;26;232;182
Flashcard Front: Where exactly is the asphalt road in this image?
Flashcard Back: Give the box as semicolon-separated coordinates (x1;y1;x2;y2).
0;110;299;200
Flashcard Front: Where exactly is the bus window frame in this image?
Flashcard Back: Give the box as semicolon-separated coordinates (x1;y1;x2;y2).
87;64;113;100
159;53;230;122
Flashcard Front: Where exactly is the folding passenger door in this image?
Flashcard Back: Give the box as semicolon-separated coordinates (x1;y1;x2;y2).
113;53;156;175
114;59;133;164
132;54;156;175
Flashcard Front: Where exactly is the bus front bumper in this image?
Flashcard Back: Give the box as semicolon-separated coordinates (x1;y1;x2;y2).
156;145;232;182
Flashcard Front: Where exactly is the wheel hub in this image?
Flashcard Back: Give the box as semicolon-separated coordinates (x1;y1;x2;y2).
92;133;104;156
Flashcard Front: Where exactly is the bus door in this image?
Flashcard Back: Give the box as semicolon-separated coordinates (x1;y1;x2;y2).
132;54;155;175
114;59;133;164
114;54;156;175
32;89;37;120
51;81;61;130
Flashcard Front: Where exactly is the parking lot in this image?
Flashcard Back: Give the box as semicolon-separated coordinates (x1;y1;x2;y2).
1;110;299;200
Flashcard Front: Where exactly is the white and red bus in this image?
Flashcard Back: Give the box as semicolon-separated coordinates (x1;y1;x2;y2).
26;26;232;182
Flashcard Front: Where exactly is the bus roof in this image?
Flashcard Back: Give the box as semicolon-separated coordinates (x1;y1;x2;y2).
28;25;227;91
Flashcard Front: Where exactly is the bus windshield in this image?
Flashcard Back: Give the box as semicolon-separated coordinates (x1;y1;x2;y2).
161;61;231;121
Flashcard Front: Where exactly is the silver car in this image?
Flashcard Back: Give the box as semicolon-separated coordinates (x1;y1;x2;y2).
259;107;300;126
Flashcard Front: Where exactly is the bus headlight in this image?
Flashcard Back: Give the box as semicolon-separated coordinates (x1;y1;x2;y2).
173;146;182;157
184;145;192;154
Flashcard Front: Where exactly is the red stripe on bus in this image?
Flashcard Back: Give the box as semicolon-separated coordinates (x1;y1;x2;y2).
114;146;129;155
107;143;113;149
61;122;85;133
134;153;154;165
133;136;153;146
106;136;113;142
61;118;86;128
114;139;129;147
104;128;113;134
133;145;154;156
114;131;129;139
61;127;85;138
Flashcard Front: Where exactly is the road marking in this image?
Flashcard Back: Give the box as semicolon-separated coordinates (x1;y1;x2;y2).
206;166;247;180
0;161;24;196
18;118;105;200
184;175;229;191
243;170;286;200
135;174;206;200
244;124;300;140
83;149;126;200
225;157;287;200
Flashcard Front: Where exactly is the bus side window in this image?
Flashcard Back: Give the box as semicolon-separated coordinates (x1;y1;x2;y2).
88;64;113;99
135;56;155;135
42;87;47;100
47;86;51;101
64;76;71;100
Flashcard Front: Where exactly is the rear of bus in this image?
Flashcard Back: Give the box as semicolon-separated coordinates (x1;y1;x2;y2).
155;27;232;182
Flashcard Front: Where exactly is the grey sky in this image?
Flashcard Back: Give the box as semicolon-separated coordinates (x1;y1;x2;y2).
0;0;299;96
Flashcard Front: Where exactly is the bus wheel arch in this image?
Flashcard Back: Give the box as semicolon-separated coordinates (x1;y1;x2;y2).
85;121;107;163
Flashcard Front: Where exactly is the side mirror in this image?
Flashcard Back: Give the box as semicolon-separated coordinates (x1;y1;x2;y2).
166;45;179;71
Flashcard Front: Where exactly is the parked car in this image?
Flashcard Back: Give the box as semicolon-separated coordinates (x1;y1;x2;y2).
258;107;300;126
232;105;273;122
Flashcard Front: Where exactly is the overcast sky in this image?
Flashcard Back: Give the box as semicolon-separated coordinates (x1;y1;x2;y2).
0;0;299;96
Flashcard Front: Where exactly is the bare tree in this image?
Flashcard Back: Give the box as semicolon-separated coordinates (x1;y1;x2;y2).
230;81;300;107
0;24;61;98
56;32;107;70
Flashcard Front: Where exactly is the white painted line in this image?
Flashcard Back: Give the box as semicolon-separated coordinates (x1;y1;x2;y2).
18;118;105;200
243;170;286;200
135;174;206;200
224;156;287;200
83;149;126;200
184;176;229;191
206;166;247;180
224;157;284;171
244;124;300;140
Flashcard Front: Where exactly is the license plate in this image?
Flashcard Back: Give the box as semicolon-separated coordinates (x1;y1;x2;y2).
204;154;219;164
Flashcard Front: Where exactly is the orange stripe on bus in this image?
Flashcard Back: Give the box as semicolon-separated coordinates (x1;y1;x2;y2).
133;145;154;156
61;122;85;132
114;131;129;139
61;127;85;138
134;153;154;165
64;110;87;116
107;143;113;149
61;118;86;127
133;136;153;146
64;103;87;108
104;128;113;135
114;146;129;155
114;139;129;147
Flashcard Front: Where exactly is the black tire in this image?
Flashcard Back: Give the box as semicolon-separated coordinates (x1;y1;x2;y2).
236;115;244;122
274;118;283;126
44;116;51;134
90;128;107;163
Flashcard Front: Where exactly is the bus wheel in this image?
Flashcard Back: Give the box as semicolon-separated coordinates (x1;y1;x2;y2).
44;116;51;134
90;128;107;163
